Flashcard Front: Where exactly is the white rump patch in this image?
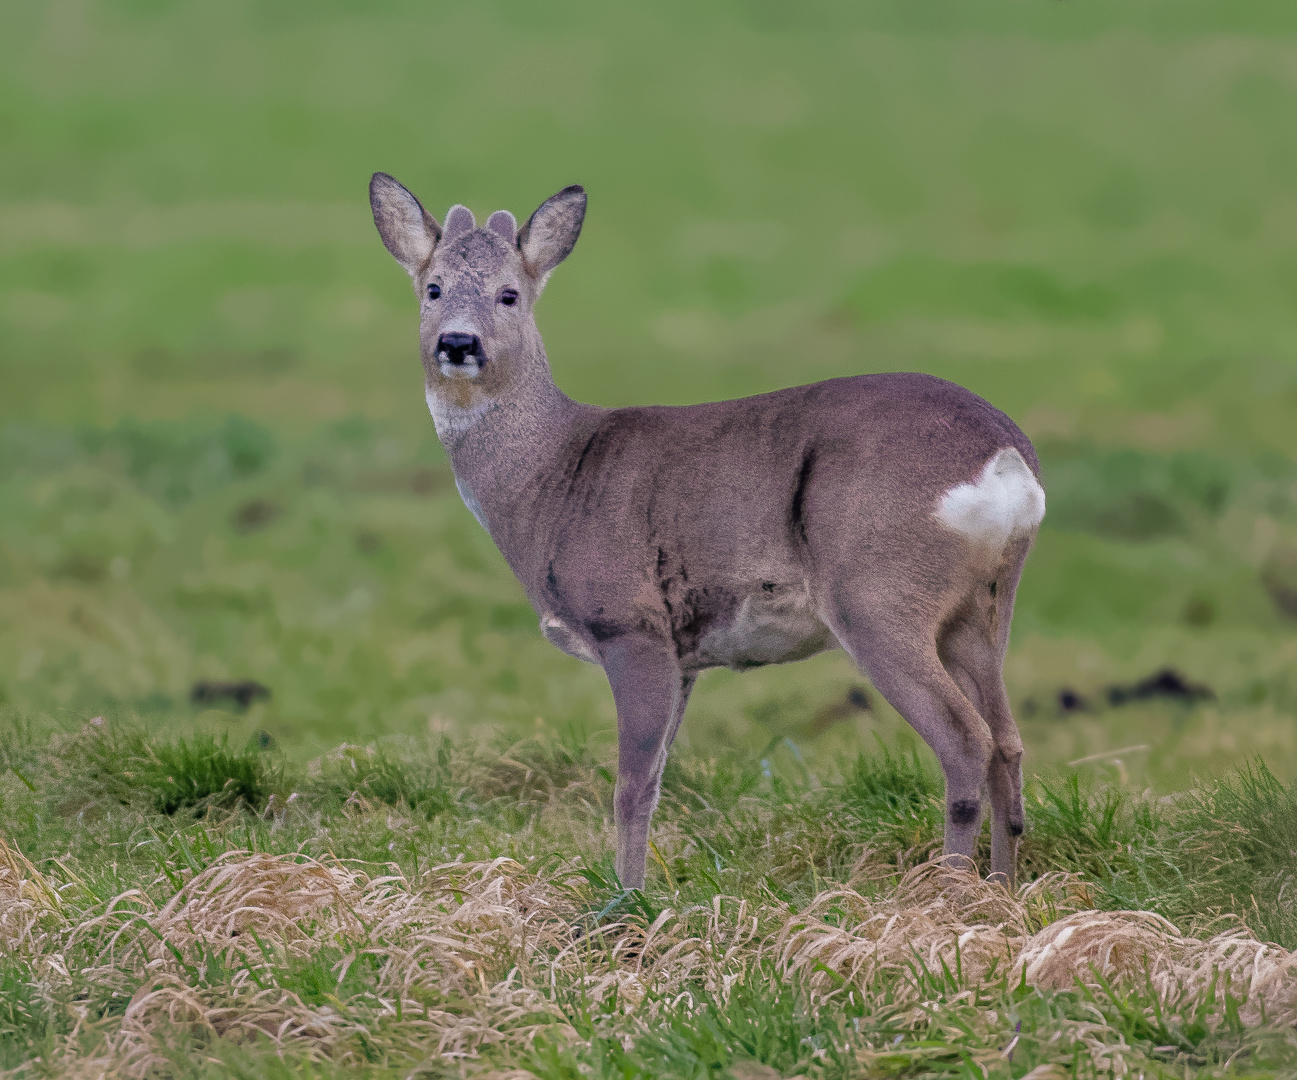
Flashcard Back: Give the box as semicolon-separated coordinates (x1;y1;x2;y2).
935;448;1046;551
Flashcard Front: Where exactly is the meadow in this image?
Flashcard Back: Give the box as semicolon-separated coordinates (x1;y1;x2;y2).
8;725;1297;1077
4;0;1297;1074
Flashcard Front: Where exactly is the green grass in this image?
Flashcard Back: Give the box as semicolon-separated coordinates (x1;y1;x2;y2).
5;725;1297;1076
2;0;1297;777
2;4;1297;772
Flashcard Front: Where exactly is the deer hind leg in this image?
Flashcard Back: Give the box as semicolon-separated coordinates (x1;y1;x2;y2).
938;602;1024;885
600;634;692;891
830;610;994;867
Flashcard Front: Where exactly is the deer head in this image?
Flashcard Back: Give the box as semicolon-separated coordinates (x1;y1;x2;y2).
369;173;586;435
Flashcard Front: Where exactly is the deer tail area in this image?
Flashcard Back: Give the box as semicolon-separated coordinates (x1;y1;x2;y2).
934;447;1046;554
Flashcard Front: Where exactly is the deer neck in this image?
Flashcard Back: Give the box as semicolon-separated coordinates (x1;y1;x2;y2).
427;340;596;531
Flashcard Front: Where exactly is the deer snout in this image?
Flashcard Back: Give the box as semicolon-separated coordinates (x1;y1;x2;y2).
437;332;483;367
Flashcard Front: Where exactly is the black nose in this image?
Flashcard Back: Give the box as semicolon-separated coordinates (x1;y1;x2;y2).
437;332;482;366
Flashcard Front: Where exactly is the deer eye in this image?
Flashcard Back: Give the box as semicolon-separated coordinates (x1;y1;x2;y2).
498;288;519;307
426;283;441;300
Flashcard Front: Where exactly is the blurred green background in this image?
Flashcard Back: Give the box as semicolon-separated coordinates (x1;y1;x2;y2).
2;0;1297;788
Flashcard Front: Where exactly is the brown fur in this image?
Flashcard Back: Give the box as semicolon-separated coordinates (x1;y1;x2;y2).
370;174;1044;889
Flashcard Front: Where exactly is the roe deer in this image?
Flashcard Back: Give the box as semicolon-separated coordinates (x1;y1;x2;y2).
370;174;1046;889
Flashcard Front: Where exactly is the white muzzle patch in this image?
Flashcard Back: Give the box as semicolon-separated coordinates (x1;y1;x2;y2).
438;358;483;379
935;447;1046;551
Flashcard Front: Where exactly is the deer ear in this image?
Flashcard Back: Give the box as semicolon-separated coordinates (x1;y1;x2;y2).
370;173;441;277
517;185;586;282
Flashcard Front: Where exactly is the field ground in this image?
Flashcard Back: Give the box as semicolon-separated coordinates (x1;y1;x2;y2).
7;724;1297;1077
4;1;1297;1076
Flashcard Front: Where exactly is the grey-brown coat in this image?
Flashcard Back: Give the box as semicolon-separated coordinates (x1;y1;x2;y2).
370;174;1046;889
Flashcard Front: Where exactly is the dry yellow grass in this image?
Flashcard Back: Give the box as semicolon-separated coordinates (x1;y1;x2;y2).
5;845;1296;1076
0;837;61;955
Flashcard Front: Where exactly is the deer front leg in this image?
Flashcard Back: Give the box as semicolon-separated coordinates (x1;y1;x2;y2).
600;634;686;891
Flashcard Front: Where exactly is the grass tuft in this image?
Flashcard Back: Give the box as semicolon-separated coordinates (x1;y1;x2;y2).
146;734;280;816
51;721;281;818
307;742;456;819
833;743;945;867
